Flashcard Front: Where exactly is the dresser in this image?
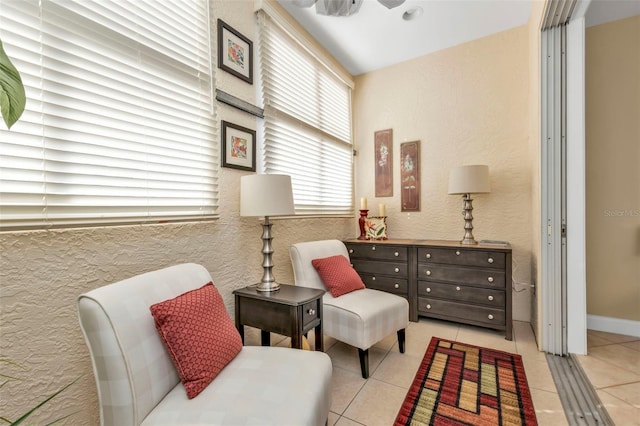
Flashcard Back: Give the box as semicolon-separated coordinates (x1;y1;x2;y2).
344;239;512;340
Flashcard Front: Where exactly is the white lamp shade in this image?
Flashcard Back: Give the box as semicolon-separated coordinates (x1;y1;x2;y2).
448;165;491;194
240;174;295;217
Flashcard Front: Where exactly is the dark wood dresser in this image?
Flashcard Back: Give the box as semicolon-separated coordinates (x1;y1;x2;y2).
344;239;512;340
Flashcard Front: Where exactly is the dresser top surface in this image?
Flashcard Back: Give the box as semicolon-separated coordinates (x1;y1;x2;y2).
344;238;511;251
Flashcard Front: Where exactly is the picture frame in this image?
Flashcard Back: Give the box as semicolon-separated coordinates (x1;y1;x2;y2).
217;19;253;84
400;140;420;212
365;216;388;240
374;129;393;197
221;121;256;172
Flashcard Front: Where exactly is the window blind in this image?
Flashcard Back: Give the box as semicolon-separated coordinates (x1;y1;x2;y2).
0;0;217;230
257;10;353;215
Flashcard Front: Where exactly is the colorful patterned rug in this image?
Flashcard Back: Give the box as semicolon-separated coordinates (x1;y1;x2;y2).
394;337;537;426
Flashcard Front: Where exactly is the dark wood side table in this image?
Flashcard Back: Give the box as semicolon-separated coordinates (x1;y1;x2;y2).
233;284;325;351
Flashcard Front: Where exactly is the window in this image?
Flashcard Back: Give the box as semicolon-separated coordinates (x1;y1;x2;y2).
0;0;217;230
257;9;353;215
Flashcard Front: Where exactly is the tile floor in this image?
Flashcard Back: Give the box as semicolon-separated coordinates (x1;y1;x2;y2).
245;318;567;425
574;330;640;425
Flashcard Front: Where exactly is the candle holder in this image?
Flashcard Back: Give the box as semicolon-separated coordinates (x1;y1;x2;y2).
358;209;369;240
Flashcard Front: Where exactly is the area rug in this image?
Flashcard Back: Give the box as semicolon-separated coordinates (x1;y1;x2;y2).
394;337;537;426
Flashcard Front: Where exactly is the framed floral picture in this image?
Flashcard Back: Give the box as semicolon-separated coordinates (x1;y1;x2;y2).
217;19;253;84
221;121;256;171
375;129;393;197
400;141;420;212
365;216;387;240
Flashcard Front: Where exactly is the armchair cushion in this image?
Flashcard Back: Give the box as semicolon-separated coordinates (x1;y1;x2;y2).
150;282;242;399
311;254;365;297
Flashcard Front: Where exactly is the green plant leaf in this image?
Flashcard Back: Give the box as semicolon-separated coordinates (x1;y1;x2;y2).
0;39;26;129
10;377;80;426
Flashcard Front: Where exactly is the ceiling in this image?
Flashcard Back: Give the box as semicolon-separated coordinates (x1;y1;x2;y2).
276;0;640;76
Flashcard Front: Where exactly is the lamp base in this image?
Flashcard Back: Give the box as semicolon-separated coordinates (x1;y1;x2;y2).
459;193;478;245
255;281;281;292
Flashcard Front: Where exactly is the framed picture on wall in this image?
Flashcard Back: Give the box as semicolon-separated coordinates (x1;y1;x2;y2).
400;140;420;212
374;129;393;197
217;19;253;84
221;121;256;172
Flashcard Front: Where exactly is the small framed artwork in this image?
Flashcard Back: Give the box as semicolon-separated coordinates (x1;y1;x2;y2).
365;216;388;240
217;19;253;84
375;129;393;197
221;121;256;172
400;140;420;212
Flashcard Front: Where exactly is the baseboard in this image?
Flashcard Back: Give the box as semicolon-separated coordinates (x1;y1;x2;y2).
587;314;640;338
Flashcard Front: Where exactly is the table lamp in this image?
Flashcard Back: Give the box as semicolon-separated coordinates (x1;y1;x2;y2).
240;174;295;292
448;165;490;245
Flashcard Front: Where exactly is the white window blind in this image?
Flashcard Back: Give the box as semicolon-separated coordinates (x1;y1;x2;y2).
0;0;217;230
257;10;353;215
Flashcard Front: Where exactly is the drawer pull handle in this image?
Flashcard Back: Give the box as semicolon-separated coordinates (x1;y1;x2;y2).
308;309;316;315
349;249;354;254
394;251;399;257
426;304;432;309
488;257;494;264
426;270;431;276
372;246;376;251
488;314;494;320
488;277;494;283
394;267;400;273
456;250;461;256
488;295;494;301
426;287;431;293
372;276;376;281
426;253;431;259
456;286;461;291
394;283;399;289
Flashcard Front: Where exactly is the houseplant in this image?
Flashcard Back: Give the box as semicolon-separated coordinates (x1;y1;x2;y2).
0;38;26;129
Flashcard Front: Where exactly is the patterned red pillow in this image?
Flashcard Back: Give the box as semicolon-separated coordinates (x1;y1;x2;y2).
312;255;365;297
150;282;242;399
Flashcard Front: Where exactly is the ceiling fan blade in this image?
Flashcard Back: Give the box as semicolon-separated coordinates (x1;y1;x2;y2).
377;0;406;9
315;0;363;16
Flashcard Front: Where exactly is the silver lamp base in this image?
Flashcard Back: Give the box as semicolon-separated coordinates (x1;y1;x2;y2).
256;216;281;292
459;193;478;245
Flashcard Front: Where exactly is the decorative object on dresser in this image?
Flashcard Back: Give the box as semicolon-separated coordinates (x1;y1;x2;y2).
344;239;512;340
290;240;409;379
365;216;387;240
358;209;369;240
400;141;420;211
240;174;295;292
448;164;491;245
375;129;393;197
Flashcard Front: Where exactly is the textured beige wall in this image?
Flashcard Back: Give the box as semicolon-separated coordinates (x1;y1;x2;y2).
353;25;533;322
586;15;640;321
0;1;352;424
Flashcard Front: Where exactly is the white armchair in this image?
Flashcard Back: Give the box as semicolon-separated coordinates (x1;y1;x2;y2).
290;240;409;378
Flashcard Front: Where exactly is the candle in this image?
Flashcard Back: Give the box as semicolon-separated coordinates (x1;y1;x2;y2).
360;197;367;210
379;203;386;217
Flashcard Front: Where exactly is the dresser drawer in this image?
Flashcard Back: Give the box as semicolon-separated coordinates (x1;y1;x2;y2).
351;259;408;278
418;297;505;326
417;247;505;269
346;243;408;261
418;264;505;288
361;274;408;295
418;281;505;307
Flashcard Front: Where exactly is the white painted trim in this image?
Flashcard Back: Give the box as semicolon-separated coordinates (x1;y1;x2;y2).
587;315;640;338
565;16;588;356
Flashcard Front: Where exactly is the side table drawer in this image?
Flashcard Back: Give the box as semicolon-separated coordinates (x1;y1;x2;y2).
418;264;505;288
418;297;505;326
417;247;505;269
346;244;408;261
302;300;320;328
418;281;505;307
361;274;408;295
351;259;408;277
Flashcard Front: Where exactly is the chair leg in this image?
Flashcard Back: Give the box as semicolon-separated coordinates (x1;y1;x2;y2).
397;329;406;354
358;348;369;379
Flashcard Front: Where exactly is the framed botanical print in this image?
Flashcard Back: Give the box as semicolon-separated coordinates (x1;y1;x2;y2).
217;19;253;84
221;121;256;172
375;129;393;197
400;141;420;212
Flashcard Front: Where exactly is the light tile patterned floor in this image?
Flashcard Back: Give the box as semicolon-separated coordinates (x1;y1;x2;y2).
244;319;567;425
575;330;640;426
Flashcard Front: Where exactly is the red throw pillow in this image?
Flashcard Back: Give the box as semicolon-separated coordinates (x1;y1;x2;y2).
150;282;242;399
312;255;365;297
